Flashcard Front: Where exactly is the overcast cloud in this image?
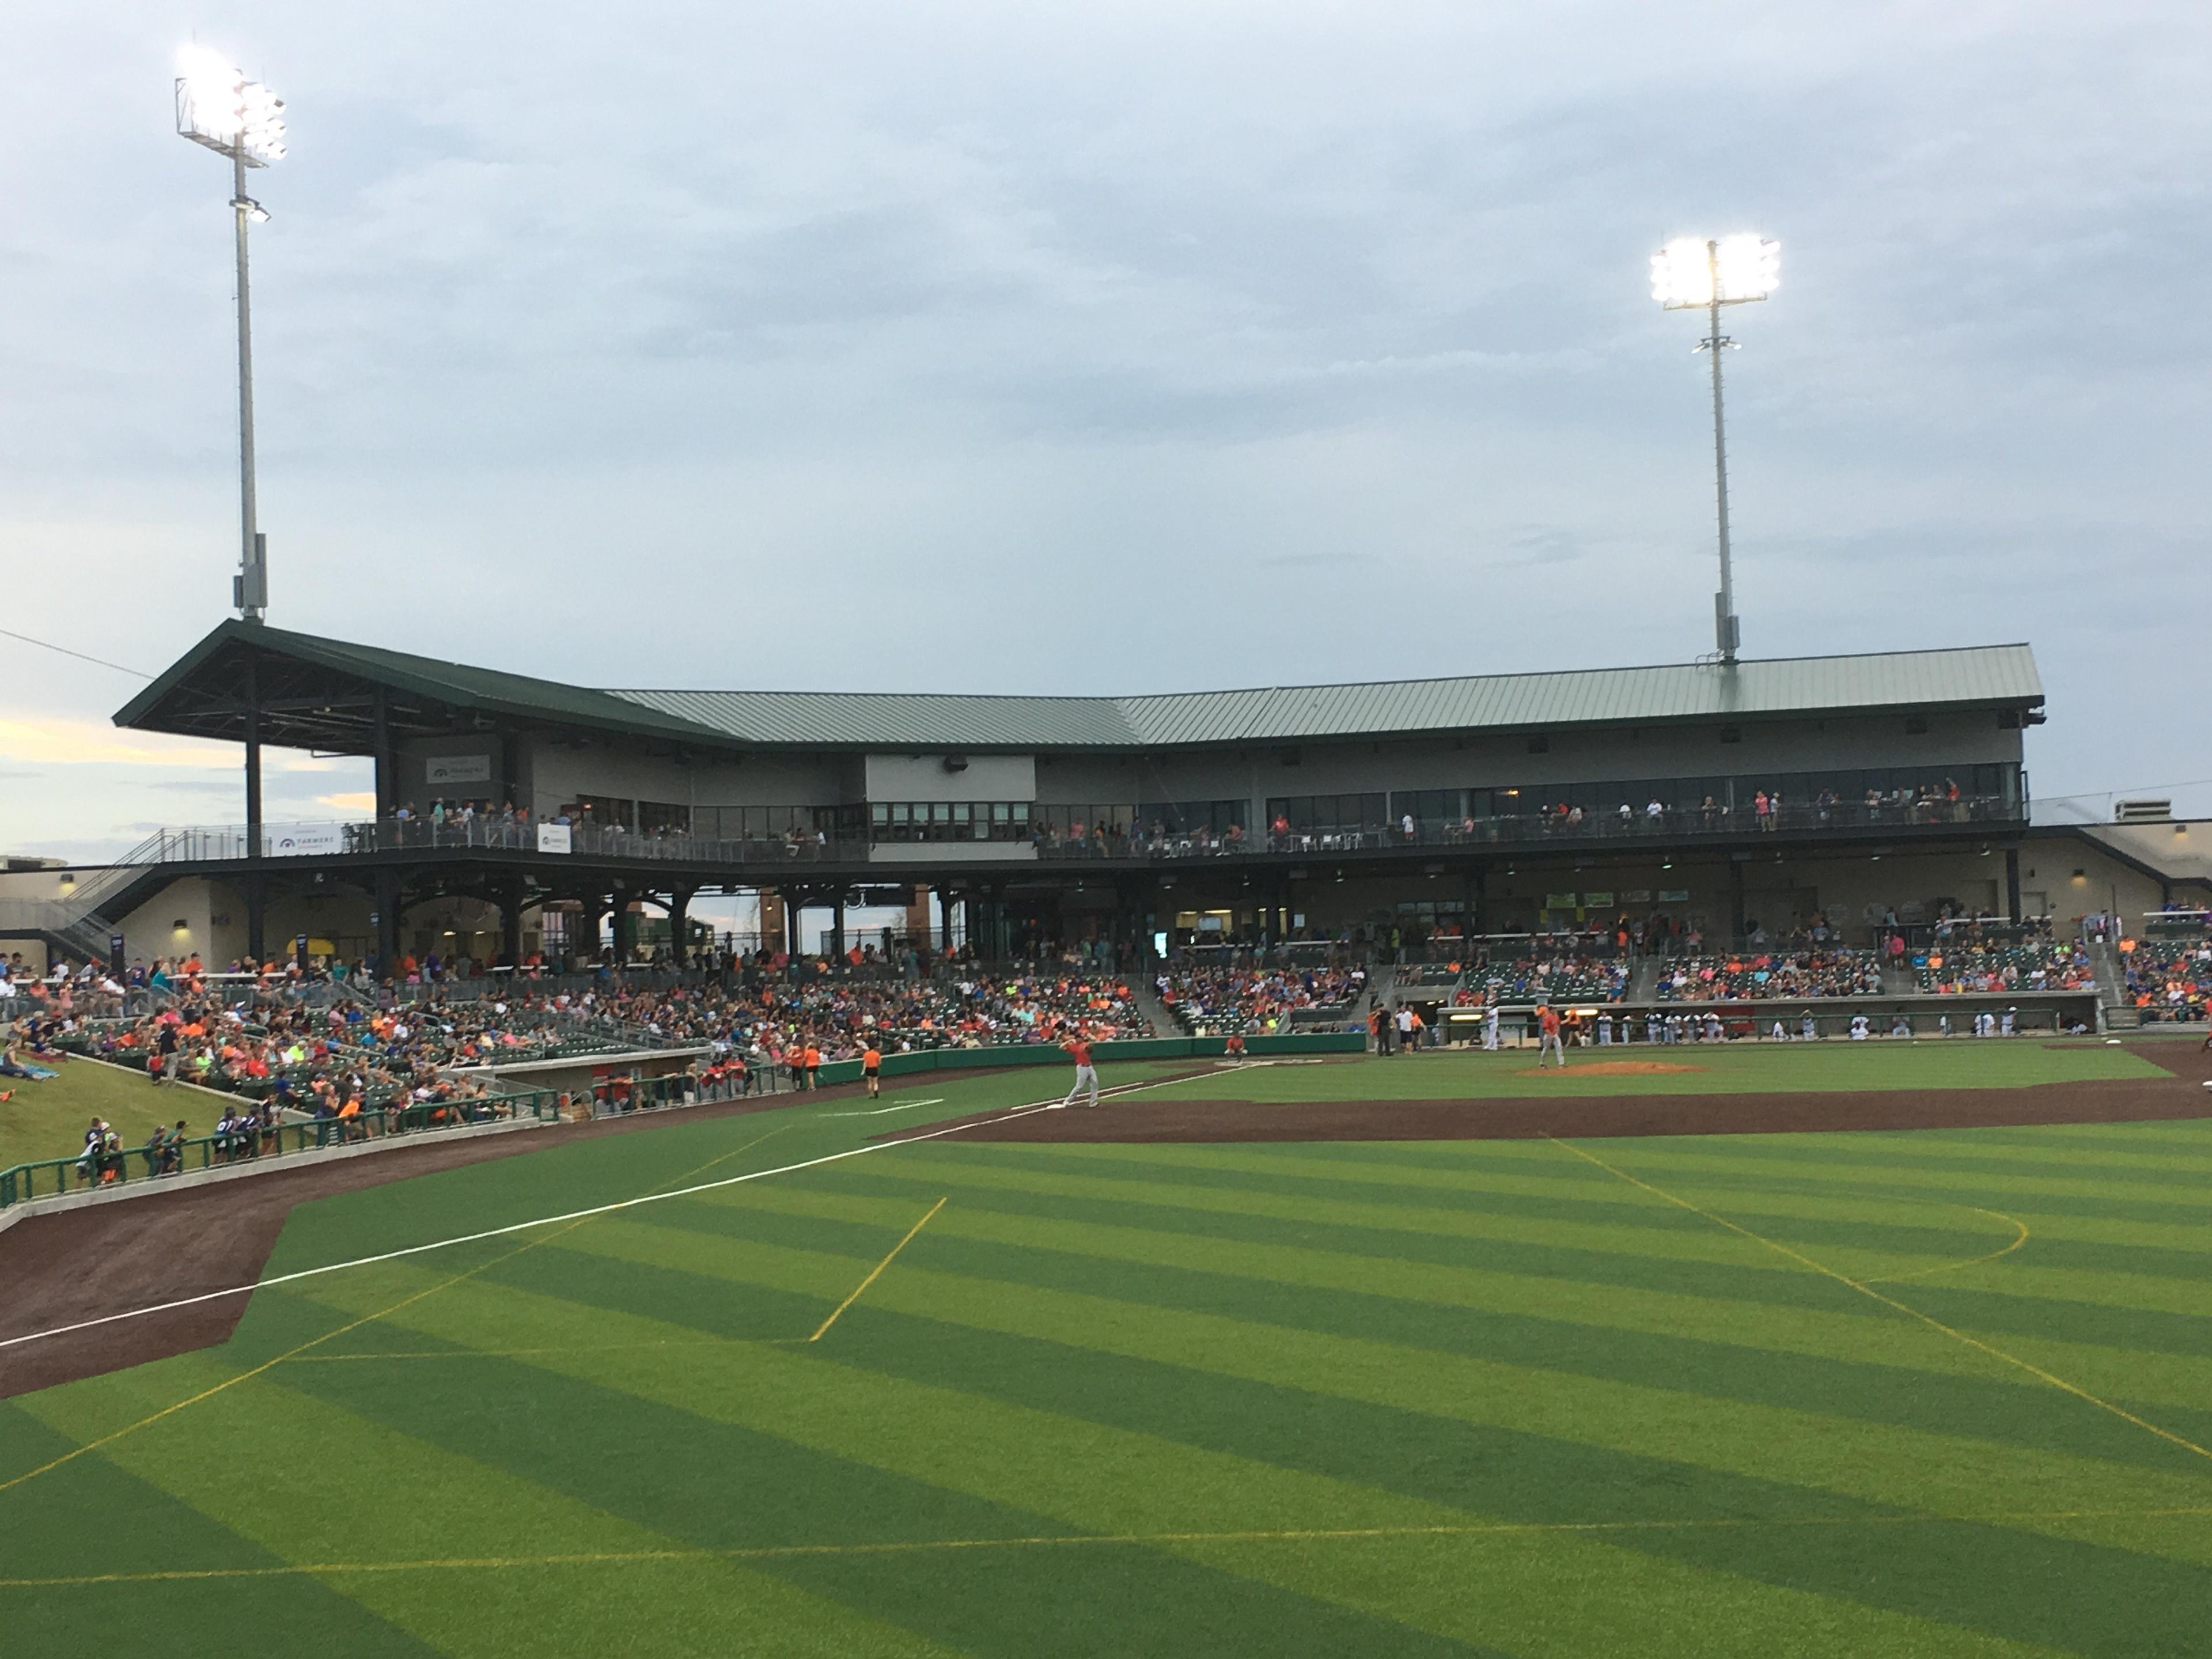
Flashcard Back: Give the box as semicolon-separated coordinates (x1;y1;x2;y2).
1;1;2206;859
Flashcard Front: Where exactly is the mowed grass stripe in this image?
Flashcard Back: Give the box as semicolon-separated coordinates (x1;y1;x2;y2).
505;1210;2212;1551
823;1153;2212;1330
256;1321;1470;1659
7;1349;965;1659
809;1302;2212;1658
1016;1134;2212;1241
279;1266;1546;1651
1172;1530;2077;1659
1631;1128;2212;1185
839;1152;1953;1283
937;1139;2119;1266
281;1267;2084;1659
664;1182;2212;1420
797;1164;1971;1323
0;1402;445;1658
1546;1140;2212;1214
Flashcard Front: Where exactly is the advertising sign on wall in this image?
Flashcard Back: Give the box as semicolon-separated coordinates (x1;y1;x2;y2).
426;754;494;786
536;823;573;854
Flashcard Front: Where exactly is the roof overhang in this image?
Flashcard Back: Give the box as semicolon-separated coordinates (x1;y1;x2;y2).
115;620;740;755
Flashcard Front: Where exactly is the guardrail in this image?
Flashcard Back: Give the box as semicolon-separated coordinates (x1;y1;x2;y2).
1038;795;2027;861
66;791;2033;881
0;1088;566;1213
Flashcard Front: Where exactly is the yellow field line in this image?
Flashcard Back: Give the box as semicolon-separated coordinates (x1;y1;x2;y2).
1547;1136;2212;1466
1;1123;805;1498
810;1198;948;1342
1863;1206;2032;1285
0;1224;589;1497
9;1505;2212;1589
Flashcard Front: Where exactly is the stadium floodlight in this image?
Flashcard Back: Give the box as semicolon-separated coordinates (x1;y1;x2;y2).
175;44;287;623
1651;234;1779;664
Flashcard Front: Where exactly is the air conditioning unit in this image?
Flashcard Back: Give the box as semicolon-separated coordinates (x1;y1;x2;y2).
2115;799;2172;823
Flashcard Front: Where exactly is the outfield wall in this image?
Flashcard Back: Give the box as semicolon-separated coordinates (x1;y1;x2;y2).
810;1031;1366;1088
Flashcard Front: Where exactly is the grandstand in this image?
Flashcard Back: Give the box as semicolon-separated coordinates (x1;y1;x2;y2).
0;623;2205;1017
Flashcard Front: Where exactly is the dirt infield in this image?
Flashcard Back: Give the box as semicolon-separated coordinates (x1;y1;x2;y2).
0;1088;804;1401
903;1039;2212;1149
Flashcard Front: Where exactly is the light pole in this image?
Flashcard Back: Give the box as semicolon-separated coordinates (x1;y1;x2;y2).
1651;234;1779;664
176;47;287;624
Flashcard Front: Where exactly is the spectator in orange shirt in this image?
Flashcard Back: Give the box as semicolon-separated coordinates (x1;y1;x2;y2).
803;1043;821;1090
862;1044;882;1097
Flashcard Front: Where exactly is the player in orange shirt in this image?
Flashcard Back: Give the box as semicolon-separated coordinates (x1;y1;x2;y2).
1537;1004;1567;1069
1058;1032;1100;1109
862;1044;882;1097
802;1044;821;1090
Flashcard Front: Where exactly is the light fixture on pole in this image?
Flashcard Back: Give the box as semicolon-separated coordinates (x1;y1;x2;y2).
176;46;287;623
1651;234;1779;665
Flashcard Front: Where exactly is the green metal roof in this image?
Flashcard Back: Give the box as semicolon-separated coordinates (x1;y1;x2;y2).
613;643;2042;748
121;623;2043;753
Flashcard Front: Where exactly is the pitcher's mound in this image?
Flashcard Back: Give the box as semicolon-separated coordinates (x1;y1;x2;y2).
1516;1060;1707;1076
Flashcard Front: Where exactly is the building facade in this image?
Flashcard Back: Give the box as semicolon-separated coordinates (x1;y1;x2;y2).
1;620;2198;971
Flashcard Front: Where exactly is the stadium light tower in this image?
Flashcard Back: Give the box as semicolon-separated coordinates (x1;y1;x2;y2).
1651;234;1779;665
176;46;287;624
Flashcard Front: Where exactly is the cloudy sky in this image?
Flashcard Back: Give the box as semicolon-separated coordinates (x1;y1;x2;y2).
2;1;2206;861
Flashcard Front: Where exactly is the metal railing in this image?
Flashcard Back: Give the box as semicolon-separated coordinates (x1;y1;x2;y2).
0;1088;566;1212
61;790;2031;881
1038;794;2025;860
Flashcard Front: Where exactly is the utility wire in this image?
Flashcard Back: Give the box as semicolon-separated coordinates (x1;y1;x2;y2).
0;627;153;679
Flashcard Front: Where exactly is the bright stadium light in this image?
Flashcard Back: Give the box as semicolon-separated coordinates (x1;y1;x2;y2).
175;44;287;622
1651;234;1780;664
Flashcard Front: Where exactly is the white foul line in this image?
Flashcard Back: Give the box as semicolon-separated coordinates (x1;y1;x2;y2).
0;1073;1185;1357
819;1098;944;1119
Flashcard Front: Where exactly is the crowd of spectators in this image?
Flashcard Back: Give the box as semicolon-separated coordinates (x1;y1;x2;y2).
54;997;516;1123
1459;953;1628;1004
1657;949;1887;1002
2118;939;2211;1021
584;969;1154;1067
1914;942;2096;995
1156;964;1366;1036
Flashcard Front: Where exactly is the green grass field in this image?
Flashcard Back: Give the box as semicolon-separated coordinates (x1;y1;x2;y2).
1153;1038;2169;1098
5;1047;2211;1657
0;1054;206;1170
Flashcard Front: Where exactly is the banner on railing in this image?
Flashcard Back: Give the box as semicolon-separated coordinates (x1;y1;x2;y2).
267;823;345;857
537;823;573;854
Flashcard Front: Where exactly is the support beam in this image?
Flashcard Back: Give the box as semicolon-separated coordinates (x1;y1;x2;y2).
374;868;400;980
831;890;846;964
245;869;267;964
611;886;635;964
1727;857;1747;946
373;683;396;821
668;886;694;968
500;880;524;969
2005;847;2022;923
243;654;264;849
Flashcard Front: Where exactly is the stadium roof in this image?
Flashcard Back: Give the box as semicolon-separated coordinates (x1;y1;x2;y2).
119;622;2045;754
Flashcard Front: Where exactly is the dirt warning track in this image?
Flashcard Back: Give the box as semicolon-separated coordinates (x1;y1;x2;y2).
0;1089;805;1401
